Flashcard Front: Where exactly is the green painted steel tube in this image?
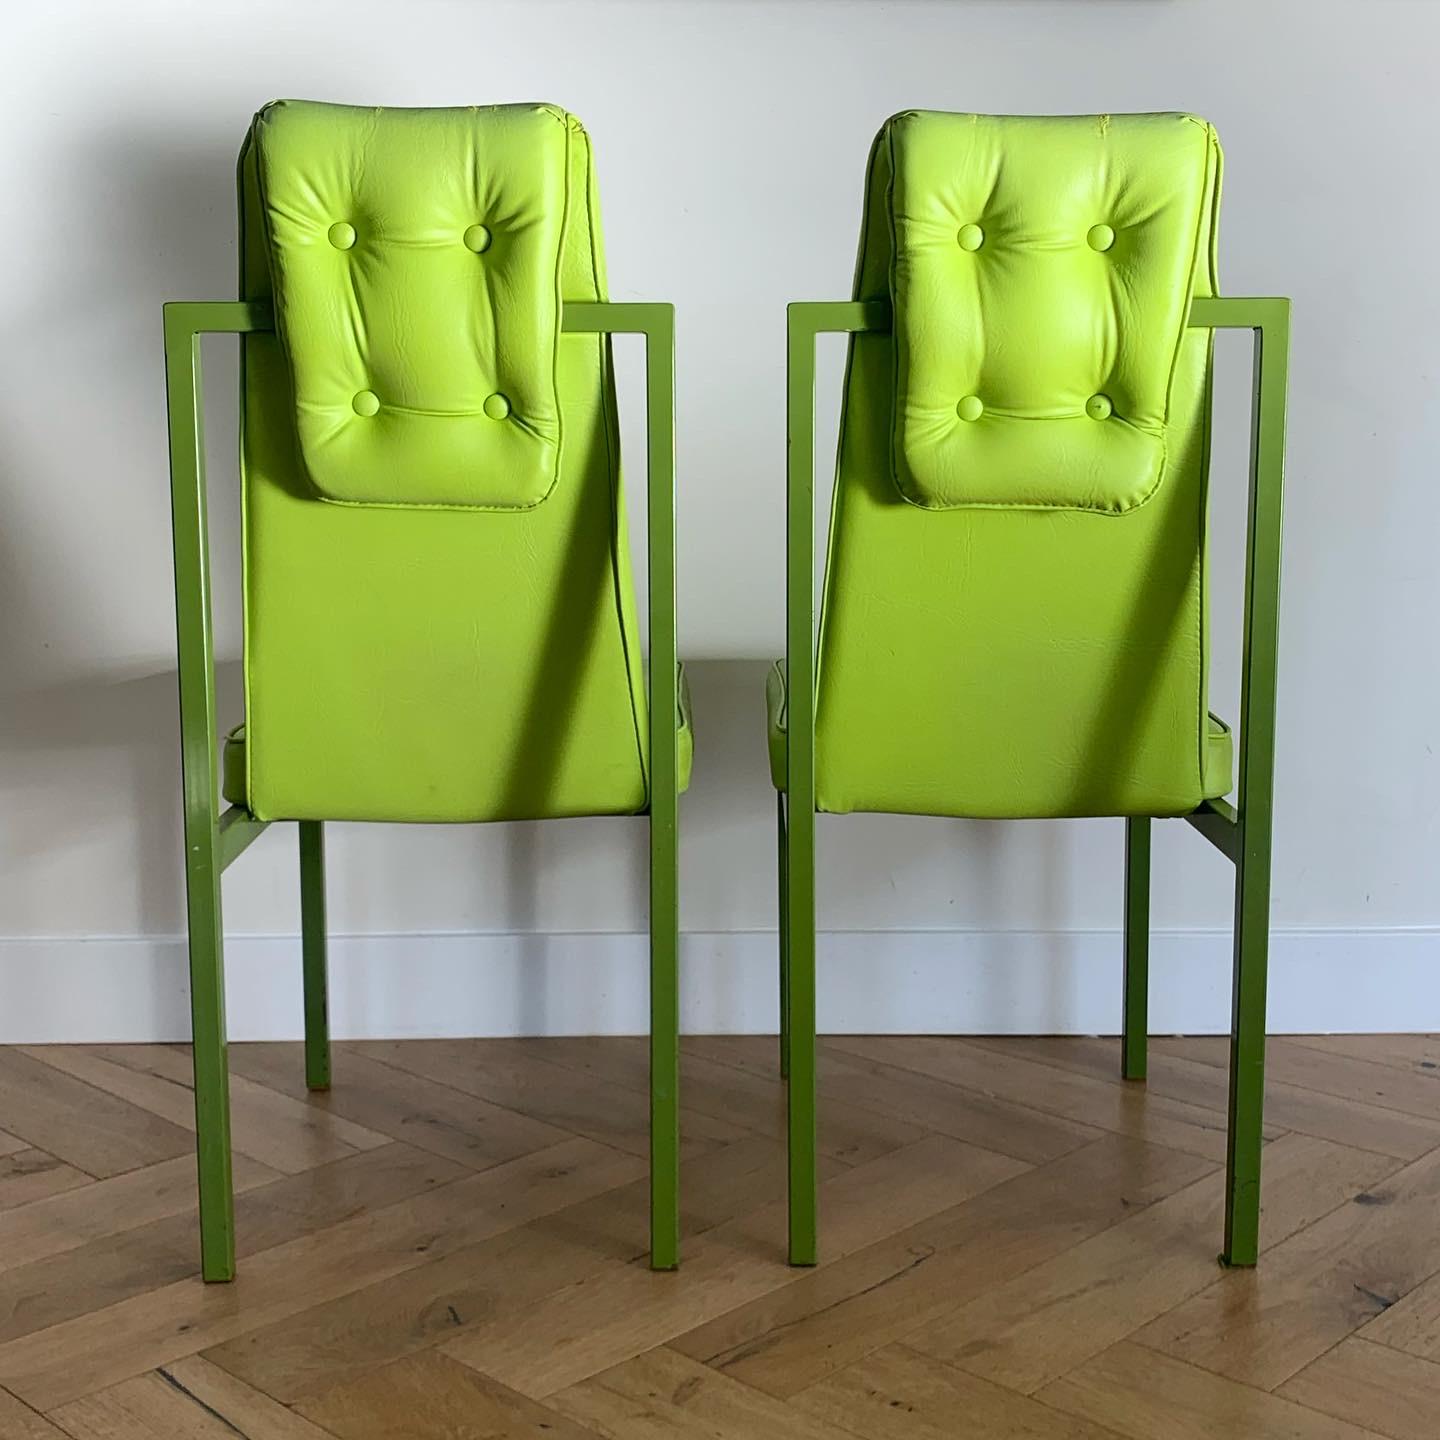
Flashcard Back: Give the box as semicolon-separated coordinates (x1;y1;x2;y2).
1218;300;1289;1266
778;792;791;1080
166;298;683;1276
1122;816;1152;1081
164;303;268;1282
299;820;330;1092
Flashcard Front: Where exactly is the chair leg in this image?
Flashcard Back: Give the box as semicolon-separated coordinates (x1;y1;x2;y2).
650;793;681;1271
785;792;818;1266
778;793;791;1080
1222;834;1271;1267
185;838;235;1283
299;821;331;1092
1122;816;1151;1081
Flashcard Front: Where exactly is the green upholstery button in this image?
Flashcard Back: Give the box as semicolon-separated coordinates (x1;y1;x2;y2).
483;392;511;420
1087;223;1116;252
328;222;357;251
957;223;985;252
351;389;379;417
1086;393;1113;420
464;224;492;253
956;395;984;422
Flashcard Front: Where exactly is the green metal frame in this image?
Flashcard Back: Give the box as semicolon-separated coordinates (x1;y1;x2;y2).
781;295;1289;1269
164;298;680;1281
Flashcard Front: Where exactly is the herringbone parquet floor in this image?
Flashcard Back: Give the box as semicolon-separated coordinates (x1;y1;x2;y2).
0;1033;1438;1437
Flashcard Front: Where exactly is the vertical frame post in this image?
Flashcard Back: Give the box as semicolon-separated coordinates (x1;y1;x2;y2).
785;305;820;1266
1122;816;1152;1080
299;820;330;1091
1221;299;1289;1266
561;300;682;1270
163;304;235;1282
777;791;791;1079
644;305;681;1272
779;300;887;1267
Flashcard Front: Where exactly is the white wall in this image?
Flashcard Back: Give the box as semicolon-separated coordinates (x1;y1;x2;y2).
2;0;1437;1039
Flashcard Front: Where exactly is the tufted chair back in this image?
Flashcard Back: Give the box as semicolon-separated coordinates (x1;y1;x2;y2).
235;101;653;822
814;111;1230;817
253;103;570;510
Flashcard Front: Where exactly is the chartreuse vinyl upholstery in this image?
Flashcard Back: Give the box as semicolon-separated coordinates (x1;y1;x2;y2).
769;110;1230;819
229;100;690;824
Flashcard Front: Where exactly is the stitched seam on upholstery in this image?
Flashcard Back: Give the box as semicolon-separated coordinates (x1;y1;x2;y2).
1194;340;1216;799
256;103;568;513
541;103;569;519
1192;125;1224;798
814;115;897;775
1161;115;1217;447
883;114;907;519
574;117;650;805
237;122;257;817
771;660;789;734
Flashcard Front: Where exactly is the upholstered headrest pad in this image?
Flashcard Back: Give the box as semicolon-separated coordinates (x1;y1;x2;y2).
883;111;1221;513
251;100;574;509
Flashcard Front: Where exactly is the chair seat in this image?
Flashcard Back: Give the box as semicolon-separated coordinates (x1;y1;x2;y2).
224;664;695;818
765;660;1232;817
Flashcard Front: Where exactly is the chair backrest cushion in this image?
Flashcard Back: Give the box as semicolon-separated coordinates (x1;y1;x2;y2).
253;101;569;508
888;112;1220;513
238;101;652;823
814;112;1228;819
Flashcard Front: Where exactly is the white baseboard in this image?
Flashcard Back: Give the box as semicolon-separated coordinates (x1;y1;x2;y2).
0;928;1436;1043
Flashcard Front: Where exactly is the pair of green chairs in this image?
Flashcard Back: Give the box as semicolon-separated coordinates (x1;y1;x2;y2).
165;101;1288;1284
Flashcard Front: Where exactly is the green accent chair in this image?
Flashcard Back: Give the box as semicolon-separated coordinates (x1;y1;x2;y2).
164;100;689;1281
771;112;1288;1267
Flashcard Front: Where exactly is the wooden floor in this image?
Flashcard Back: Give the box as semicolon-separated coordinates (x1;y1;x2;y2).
0;1036;1438;1438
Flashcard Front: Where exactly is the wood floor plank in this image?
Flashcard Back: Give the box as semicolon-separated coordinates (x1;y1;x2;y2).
205;1211;618;1407
818;1045;1106;1166
1153;1037;1229;1065
510;1036;653;1088
986;1034;1440;1162
0;1153;89;1213
354;1039;749;1158
693;1037;1197;1165
49;1356;333;1439
0;1050;191;1179
684;1035;786;1076
0;1386;67;1440
829;1035;1265;1162
24;1045;391;1176
299;1351;600;1440
0;1035;1432;1439
794;1341;1128;1440
0;1143;464;1349
1263;1037;1440;1120
550;1345;842;1440
444;1133;1027;1398
1038;1340;1384;1440
1155;1036;1440;1155
1135;1143;1440;1390
1358;1267;1440;1362
524;1036;932;1167
227;1041;575;1173
906;1133;1398;1394
1279;1337;1440;1440
0;1152;279;1275
672;1134;1213;1400
0;1138;634;1410
203;1134;826;1405
1286;1034;1440;1077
